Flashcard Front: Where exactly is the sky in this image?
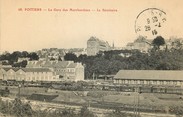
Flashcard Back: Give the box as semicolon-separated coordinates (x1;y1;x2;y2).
0;0;183;52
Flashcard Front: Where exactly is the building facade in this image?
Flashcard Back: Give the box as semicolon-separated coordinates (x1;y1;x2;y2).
126;36;152;52
65;62;84;81
87;36;111;56
26;60;84;81
126;36;183;52
0;67;58;82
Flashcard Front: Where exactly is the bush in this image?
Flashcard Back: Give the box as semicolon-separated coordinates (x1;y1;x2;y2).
0;98;13;114
0;98;33;117
169;105;183;116
12;98;33;117
107;108;141;117
80;106;95;117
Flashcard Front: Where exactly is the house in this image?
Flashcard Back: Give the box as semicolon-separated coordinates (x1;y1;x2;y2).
65;62;84;81
17;57;30;62
67;48;87;57
36;48;66;61
1;67;19;80
114;70;183;87
51;61;71;79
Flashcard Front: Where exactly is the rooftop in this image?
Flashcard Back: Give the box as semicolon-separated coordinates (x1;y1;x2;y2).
114;70;183;81
67;63;78;68
22;68;52;72
1;67;52;72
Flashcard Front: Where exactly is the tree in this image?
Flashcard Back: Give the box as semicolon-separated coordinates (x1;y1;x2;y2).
50;57;56;61
58;56;62;61
156;62;171;70
21;51;29;57
2;61;9;65
152;36;165;50
0;51;30;66
21;60;27;68
12;60;27;68
107;108;137;117
169;105;183;116
12;98;33;117
80;106;95;117
29;52;39;61
64;53;77;62
0;52;10;61
77;54;87;62
0;98;13;114
170;38;183;50
61;107;77;117
9;51;22;64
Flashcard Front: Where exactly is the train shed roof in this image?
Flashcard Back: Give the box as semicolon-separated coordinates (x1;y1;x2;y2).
114;70;183;81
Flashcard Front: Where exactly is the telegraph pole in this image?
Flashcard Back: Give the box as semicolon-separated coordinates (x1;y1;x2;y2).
18;84;21;98
133;91;137;116
92;73;95;80
134;87;141;117
137;90;140;116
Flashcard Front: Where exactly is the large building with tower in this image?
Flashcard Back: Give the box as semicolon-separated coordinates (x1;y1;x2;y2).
126;36;152;53
87;36;111;56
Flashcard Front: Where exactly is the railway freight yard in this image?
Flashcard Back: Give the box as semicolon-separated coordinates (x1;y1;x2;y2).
1;84;183;117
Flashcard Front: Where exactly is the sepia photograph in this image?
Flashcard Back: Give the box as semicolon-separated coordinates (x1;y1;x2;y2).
0;0;183;117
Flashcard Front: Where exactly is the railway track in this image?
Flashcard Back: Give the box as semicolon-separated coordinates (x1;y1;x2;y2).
0;97;177;117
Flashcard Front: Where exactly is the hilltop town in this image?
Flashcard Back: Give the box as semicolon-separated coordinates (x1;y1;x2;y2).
1;36;183;81
1;36;183;117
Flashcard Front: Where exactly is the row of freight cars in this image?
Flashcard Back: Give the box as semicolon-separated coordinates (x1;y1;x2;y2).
0;87;10;97
1;80;183;94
